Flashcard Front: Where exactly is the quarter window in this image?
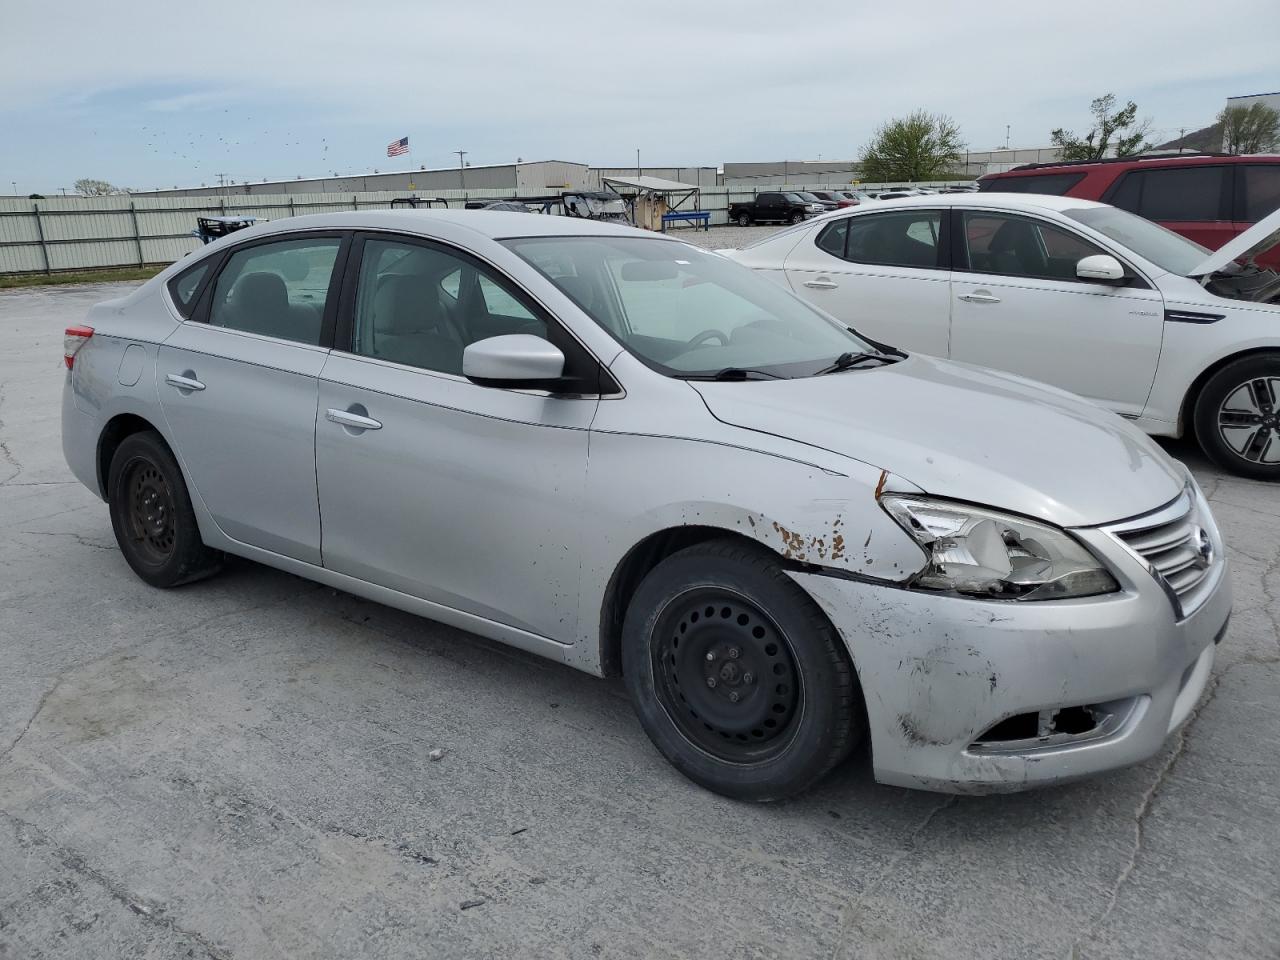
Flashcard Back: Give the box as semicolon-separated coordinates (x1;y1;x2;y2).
815;220;848;257
961;213;1107;281
1240;165;1280;222
979;172;1085;195
352;238;546;375
207;237;342;345
842;211;943;268
168;260;212;318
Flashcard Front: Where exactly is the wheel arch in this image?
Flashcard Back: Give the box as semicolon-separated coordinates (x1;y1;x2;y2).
1178;346;1280;439
97;412;168;499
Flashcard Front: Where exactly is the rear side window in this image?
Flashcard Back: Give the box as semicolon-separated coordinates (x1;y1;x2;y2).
979;172;1085;195
1240;165;1280;222
1107;167;1227;221
842;211;943;269
207;237;343;345
167;260;212;318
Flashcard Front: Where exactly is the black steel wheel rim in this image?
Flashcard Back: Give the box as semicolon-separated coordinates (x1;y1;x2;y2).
652;588;802;764
124;458;176;564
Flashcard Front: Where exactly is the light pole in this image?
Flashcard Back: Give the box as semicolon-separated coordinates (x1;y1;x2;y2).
636;148;641;178
454;150;468;191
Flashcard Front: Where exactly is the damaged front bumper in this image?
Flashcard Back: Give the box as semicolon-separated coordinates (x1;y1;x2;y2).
790;515;1232;794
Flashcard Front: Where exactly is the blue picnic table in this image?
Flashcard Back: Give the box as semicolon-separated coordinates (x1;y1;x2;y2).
661;210;711;232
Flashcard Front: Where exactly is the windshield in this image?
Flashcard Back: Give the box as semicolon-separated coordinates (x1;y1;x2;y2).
782;193;806;203
796;193;821;202
1064;206;1209;275
501;236;883;378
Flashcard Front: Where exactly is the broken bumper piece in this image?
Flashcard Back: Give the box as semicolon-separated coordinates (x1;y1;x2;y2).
789;527;1232;794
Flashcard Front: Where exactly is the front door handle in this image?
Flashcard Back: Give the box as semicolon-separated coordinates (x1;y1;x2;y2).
803;278;839;289
165;373;206;392
326;407;383;431
959;292;1002;304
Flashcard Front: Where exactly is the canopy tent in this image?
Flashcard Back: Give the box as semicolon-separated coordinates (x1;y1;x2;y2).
599;174;701;210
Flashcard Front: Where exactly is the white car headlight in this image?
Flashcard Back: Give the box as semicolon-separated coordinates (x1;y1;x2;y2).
881;496;1119;601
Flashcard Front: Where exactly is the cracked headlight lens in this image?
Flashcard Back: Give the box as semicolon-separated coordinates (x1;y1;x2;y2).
881;496;1119;601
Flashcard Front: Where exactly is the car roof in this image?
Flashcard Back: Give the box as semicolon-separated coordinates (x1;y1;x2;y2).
228;209;673;243
985;152;1280;178
831;193;1109;214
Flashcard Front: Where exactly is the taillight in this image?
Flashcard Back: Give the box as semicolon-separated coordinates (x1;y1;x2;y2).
64;326;94;369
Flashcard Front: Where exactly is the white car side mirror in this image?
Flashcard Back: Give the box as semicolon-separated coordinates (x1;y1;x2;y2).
1076;254;1127;283
463;334;565;389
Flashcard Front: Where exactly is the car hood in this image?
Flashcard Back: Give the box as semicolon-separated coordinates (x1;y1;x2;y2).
1188;205;1280;277
691;354;1185;528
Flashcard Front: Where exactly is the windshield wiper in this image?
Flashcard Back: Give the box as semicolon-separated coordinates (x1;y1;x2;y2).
813;351;899;376
677;367;785;381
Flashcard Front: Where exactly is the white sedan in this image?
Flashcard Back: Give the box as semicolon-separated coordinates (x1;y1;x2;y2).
726;195;1280;480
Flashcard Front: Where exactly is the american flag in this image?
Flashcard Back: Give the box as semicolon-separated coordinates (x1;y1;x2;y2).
386;136;409;157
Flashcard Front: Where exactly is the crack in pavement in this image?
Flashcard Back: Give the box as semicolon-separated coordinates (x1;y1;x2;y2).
1070;655;1280;957
0;809;234;959
20;529;115;551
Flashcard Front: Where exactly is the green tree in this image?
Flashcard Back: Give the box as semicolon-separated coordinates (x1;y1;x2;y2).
74;178;126;196
1219;103;1280;154
859;110;964;182
1050;94;1152;160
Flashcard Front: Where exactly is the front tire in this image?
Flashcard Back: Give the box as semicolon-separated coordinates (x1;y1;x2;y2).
622;539;863;801
789;212;803;224
736;212;751;227
107;431;223;587
1193;353;1280;481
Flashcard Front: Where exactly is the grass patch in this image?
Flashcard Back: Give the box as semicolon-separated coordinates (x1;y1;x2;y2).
0;266;165;289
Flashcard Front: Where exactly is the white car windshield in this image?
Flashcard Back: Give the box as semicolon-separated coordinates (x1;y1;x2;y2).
503;236;888;379
1064;206;1209;275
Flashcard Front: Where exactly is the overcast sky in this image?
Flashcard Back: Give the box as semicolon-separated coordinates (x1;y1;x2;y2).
2;0;1277;193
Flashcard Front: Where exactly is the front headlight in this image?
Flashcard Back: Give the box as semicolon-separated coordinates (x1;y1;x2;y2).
881;496;1119;601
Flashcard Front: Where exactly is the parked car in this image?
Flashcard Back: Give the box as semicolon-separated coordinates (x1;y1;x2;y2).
977;153;1280;254
729;191;821;226
726;194;1280;479
63;210;1230;800
875;189;920;200
464;199;531;213
810;190;860;208
796;191;839;212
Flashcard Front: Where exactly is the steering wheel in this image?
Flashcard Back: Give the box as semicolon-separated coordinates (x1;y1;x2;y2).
687;329;728;348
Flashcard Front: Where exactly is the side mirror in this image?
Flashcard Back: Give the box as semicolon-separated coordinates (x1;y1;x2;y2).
463;334;565;389
1076;254;1127;283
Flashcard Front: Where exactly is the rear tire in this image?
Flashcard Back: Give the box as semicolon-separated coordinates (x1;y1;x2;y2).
736;212;751;227
622;539;863;801
107;431;223;587
1192;353;1280;481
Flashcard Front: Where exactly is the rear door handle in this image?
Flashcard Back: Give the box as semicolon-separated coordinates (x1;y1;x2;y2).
164;373;206;392
326;407;383;431
959;292;1001;304
803;278;839;289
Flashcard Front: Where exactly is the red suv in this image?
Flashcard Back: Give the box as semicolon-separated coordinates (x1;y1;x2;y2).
978;153;1280;251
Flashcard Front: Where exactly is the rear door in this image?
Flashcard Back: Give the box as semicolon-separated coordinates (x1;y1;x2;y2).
782;208;952;356
1106;164;1234;249
157;233;347;564
949;210;1163;415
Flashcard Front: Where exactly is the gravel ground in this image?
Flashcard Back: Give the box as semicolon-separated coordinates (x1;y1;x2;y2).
663;223;785;250
1;282;1279;960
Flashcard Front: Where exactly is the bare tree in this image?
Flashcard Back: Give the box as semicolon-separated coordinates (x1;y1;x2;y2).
1219;103;1280;154
74;178;127;196
859;111;964;182
1050;94;1152;161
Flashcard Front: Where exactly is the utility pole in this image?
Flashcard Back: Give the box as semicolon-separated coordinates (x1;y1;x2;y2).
636;148;641;178
1005;125;1011;150
215;172;227;190
454;150;467;191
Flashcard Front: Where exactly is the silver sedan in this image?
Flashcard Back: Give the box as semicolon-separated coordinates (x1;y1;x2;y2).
61;211;1230;799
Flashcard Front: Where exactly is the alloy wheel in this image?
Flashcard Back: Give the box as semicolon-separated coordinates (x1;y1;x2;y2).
1218;376;1280;464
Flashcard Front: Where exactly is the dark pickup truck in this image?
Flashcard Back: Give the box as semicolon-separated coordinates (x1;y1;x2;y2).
728;191;820;226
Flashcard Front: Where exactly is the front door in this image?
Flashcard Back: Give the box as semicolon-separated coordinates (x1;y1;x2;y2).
314;234;598;641
157;233;346;563
948;211;1164;416
783;209;952;357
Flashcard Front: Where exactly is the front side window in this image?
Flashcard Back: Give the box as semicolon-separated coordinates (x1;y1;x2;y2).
843;211;943;269
352;238;547;375
207;237;342;345
503;236;881;379
961;213;1105;280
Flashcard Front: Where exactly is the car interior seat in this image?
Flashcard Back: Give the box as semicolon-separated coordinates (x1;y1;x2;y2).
369;274;464;374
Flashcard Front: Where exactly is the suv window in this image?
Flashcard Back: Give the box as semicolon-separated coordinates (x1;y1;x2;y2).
1107;166;1227;221
757;193;781;205
842;210;943;269
353;238;546;375
1240;165;1280;222
168;260;213;318
979;172;1085;195
207;237;342;344
961;213;1106;280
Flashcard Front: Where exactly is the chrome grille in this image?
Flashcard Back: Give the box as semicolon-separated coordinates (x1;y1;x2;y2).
1106;488;1218;619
